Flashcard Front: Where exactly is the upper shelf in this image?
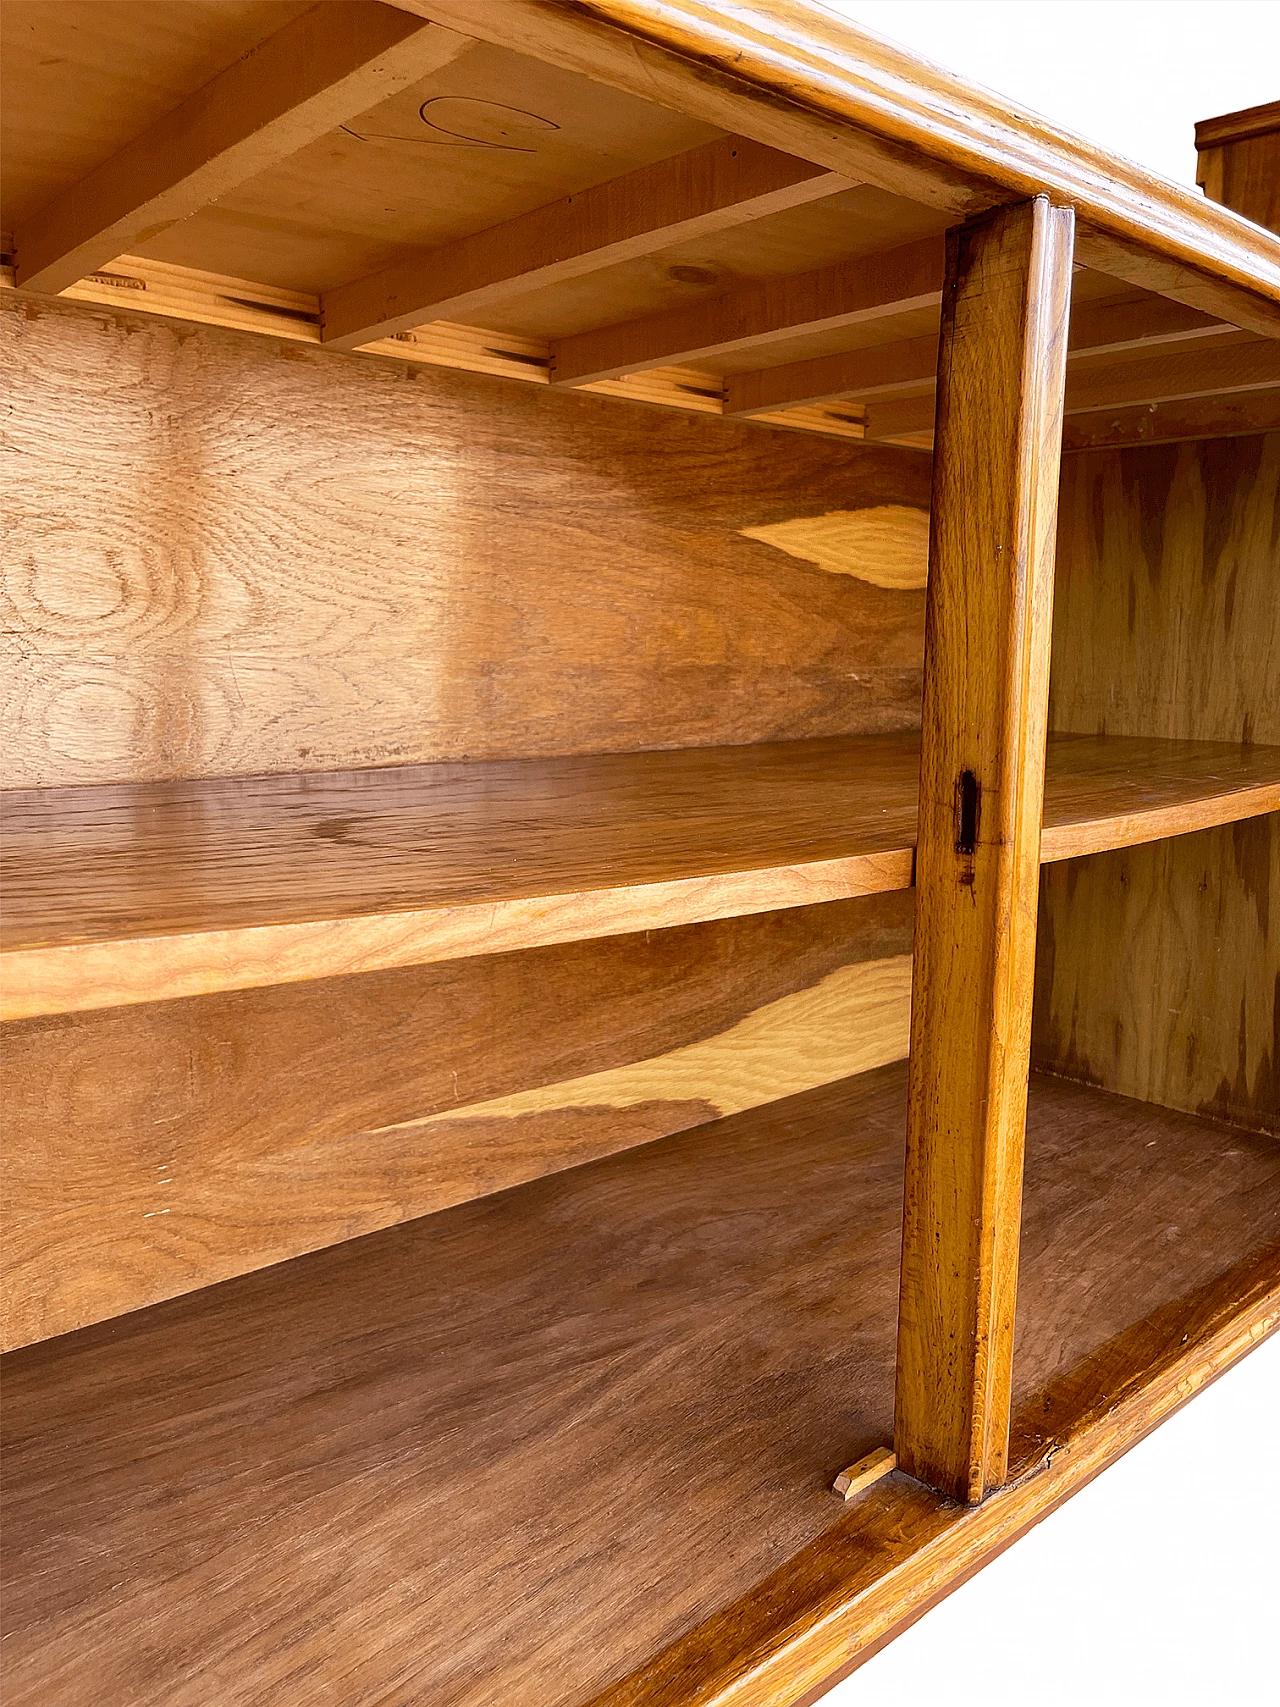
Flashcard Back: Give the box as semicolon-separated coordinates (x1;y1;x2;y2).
3;732;1278;1020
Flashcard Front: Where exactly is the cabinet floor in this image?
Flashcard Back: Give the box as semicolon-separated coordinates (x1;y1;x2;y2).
3;1063;1278;1707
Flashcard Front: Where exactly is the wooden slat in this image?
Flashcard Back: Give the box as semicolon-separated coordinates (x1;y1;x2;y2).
865;338;1280;441
1;259;879;444
387;0;1280;339
4;1061;1278;1707
13;4;475;295
727;297;1234;417
727;336;937;416
895;197;1075;1504
3;898;915;1349
320;134;852;350
4;732;1279;1020
864;394;940;442
1060;388;1280;451
548;237;944;386
1066;337;1280;412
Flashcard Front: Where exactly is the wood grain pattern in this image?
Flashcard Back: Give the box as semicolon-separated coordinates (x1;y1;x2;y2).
0;1;316;225
5;732;1279;1019
1060;389;1280;451
1048;434;1280;745
725;295;1236;419
549;236;944;385
1038;433;1280;1131
4;1064;1278;1707
589;1238;1280;1707
1196;101;1280;235
320;133;852;349
13;4;475;294
1034;817;1278;1135
1;894;912;1349
740;505;931;588
0;291;931;789
897;198;1074;1504
394;0;1280;338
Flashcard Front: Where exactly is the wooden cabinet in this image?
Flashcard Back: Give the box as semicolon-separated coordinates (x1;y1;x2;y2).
2;9;1277;1703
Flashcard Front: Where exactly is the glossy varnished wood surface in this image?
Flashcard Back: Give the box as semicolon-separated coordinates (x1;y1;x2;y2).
896;197;1074;1503
590;1237;1280;1707
1196;100;1280;235
3;1064;1278;1707
1;735;921;947
4;732;1280;1019
397;0;1280;338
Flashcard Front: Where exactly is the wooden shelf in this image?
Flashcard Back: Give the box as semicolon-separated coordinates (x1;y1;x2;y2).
3;1062;1277;1707
4;733;1278;1019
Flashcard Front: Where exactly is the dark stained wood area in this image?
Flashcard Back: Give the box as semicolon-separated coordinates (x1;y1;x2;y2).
3;1064;1278;1707
5;731;1279;958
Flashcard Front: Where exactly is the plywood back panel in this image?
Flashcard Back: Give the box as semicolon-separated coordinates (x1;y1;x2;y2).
1047;433;1280;747
1;292;930;788
2;893;913;1349
1036;433;1280;1131
1034;816;1277;1134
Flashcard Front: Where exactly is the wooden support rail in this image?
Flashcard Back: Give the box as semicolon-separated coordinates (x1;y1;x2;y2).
394;0;1280;338
320;135;853;351
725;298;1237;418
549;237;944;387
895;197;1075;1504
13;5;474;295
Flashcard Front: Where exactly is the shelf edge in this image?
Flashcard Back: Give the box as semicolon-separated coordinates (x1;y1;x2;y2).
6;772;1275;1019
1040;776;1280;863
587;1257;1280;1707
0;850;912;1020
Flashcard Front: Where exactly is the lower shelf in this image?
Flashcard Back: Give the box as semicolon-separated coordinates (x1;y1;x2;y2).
3;1065;1278;1707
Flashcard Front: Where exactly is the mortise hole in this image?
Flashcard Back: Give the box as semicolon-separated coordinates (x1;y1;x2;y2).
956;769;979;855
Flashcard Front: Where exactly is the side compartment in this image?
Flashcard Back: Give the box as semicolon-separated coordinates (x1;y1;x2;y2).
1035;434;1280;1131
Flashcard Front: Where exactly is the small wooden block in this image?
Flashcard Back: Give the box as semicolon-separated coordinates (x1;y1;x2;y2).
832;1445;896;1500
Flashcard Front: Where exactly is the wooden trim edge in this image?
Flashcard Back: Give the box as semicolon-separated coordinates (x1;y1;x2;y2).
586;1267;1280;1706
0;851;913;1020
1195;100;1280;152
1039;776;1280;862
387;0;1280;335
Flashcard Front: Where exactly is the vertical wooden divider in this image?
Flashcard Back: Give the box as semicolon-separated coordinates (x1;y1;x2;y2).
895;196;1074;1504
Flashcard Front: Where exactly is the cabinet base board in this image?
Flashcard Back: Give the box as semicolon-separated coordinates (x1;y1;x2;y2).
593;1251;1279;1707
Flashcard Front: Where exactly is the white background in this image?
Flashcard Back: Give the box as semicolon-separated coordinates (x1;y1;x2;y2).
817;4;1280;1702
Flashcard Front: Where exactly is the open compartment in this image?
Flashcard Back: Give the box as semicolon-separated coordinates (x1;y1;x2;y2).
6;1058;1278;1707
3;6;1279;1704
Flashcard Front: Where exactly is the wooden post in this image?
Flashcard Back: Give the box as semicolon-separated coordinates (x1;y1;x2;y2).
895;196;1074;1505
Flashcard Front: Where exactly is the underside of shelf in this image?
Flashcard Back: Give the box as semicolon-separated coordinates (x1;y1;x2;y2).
4;731;1278;1019
4;1062;1278;1707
